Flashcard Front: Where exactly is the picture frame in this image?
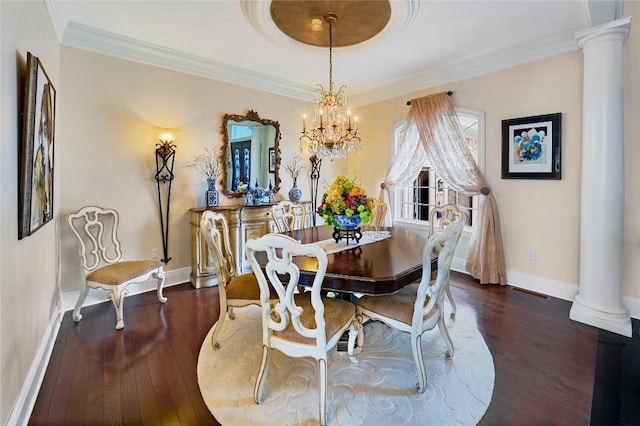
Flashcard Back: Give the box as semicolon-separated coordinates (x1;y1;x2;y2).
501;113;561;180
268;147;275;173
18;52;56;239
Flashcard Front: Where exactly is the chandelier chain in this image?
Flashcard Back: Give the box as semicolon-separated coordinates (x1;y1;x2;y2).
328;18;333;94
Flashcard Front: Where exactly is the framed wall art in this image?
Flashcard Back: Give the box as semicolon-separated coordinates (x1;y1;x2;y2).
18;52;56;239
501;113;561;180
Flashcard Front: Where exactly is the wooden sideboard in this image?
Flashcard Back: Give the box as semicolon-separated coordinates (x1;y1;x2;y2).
189;202;312;289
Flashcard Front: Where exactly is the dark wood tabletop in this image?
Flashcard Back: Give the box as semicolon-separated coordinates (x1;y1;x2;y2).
278;226;432;295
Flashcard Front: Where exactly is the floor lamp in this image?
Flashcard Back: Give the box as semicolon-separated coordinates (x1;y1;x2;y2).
154;128;177;264
309;155;322;226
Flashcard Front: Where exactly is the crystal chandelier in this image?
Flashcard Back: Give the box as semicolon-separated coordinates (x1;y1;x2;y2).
299;12;361;160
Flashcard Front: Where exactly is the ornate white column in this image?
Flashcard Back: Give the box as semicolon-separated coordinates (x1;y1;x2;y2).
570;17;632;337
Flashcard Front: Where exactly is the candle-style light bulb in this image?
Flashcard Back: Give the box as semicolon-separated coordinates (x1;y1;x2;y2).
302;114;307;132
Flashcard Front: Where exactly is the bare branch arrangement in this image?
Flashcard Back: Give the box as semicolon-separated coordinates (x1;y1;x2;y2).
187;147;221;180
283;155;306;181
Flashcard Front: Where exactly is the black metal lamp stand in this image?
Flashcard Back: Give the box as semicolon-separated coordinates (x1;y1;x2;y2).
155;138;176;264
309;155;322;226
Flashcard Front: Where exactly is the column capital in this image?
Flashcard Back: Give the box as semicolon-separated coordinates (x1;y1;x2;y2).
576;16;631;48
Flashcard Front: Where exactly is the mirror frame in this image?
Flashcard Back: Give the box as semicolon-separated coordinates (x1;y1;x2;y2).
219;110;281;198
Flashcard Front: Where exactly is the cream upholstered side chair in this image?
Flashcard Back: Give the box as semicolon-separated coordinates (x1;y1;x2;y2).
350;219;464;393
246;233;360;426
67;206;167;330
200;210;277;349
271;200;307;232
428;203;466;318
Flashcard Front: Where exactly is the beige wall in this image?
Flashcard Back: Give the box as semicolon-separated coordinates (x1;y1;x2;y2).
351;1;640;301
1;1;60;424
58;47;346;294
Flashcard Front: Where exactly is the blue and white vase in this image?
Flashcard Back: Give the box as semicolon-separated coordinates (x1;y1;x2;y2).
206;178;219;208
333;214;363;230
288;179;302;202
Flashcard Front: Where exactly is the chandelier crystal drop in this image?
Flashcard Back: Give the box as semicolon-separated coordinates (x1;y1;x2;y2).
299;12;361;160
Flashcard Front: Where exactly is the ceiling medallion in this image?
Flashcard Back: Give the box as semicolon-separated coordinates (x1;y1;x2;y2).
241;0;420;54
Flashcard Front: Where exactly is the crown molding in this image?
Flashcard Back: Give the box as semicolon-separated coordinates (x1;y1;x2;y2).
62;22;316;101
51;7;586;107
44;0;66;42
351;27;584;107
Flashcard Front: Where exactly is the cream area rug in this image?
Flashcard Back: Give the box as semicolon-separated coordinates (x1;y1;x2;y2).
197;305;494;425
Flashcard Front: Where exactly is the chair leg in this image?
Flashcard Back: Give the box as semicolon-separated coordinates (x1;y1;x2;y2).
72;284;89;322
319;358;327;426
254;345;272;405
446;282;456;319
108;287;129;330
347;315;364;363
155;270;167;303
438;311;454;360
411;333;427;393
211;310;228;350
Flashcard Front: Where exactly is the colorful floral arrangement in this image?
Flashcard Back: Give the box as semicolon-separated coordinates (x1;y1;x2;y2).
317;175;374;227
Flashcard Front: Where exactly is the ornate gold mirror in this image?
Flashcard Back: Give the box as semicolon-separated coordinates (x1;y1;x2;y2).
219;110;281;198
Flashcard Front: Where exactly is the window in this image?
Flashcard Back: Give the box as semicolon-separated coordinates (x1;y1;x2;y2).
392;108;485;228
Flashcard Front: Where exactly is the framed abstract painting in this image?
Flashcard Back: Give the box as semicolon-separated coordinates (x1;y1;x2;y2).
18;52;56;239
501;113;561;180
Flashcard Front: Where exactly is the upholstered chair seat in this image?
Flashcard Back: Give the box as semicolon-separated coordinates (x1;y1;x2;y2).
273;293;356;344
357;284;438;327
86;260;162;285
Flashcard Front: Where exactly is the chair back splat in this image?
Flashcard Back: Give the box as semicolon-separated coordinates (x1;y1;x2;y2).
246;233;360;426
271;201;307;232
67;206;166;330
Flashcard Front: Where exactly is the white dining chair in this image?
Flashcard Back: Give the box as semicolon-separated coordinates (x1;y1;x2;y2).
271;200;307;232
200;210;278;349
67;206;167;330
350;219;464;393
246;233;360;426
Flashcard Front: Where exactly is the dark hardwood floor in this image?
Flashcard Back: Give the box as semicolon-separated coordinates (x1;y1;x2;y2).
29;271;633;425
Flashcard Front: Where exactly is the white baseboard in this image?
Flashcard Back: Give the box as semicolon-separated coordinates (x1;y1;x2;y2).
61;266;191;312
452;259;640;320
8;301;63;426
